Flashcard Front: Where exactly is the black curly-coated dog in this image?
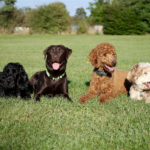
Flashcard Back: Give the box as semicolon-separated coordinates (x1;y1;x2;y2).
0;62;31;99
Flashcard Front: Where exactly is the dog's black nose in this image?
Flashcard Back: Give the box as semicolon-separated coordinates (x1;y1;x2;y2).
112;60;116;66
7;79;11;84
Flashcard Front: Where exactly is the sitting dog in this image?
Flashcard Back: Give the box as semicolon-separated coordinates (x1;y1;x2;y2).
28;45;73;102
0;62;31;99
127;62;150;103
79;43;131;103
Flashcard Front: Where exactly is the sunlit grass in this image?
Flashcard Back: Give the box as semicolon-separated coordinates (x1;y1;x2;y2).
0;34;150;149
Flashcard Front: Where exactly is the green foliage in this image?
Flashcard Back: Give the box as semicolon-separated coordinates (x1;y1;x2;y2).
0;0;16;11
88;1;105;24
103;5;148;35
77;21;88;34
0;8;25;33
75;7;86;20
125;0;150;33
0;0;25;33
26;2;71;34
88;0;150;34
88;0;111;24
72;7;88;34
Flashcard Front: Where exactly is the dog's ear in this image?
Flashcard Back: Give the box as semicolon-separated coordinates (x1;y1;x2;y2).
43;47;49;60
127;64;139;83
17;63;29;90
3;63;12;74
88;48;99;68
66;47;72;60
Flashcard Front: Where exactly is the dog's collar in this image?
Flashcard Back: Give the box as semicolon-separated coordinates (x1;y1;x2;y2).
46;69;65;81
94;68;108;76
25;85;32;93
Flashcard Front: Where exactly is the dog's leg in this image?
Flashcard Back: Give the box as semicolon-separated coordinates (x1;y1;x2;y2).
145;97;150;103
63;94;73;102
79;80;98;103
19;90;31;99
79;93;97;103
34;88;44;101
98;86;117;103
35;94;41;101
98;93;117;103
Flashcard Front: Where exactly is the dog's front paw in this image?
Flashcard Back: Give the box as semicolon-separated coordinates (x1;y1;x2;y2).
35;95;40;101
145;97;150;104
98;95;110;103
78;95;89;104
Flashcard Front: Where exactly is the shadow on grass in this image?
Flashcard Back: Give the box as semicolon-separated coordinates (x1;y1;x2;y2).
67;80;71;84
85;81;91;87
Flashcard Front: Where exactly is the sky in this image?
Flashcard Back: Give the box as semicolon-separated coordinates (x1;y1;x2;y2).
15;0;93;16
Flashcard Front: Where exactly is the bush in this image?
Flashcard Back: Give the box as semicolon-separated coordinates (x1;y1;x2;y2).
103;5;148;35
77;21;88;34
26;2;71;34
0;8;25;33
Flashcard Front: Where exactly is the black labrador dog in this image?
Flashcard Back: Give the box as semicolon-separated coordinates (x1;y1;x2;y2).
28;45;73;102
0;62;31;99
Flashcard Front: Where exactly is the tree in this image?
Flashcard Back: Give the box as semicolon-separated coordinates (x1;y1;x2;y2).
75;7;86;20
103;5;148;35
123;0;150;32
0;0;16;11
87;0;110;24
0;0;22;33
27;2;71;34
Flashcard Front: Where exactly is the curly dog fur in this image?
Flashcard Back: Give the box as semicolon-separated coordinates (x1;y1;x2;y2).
0;72;5;97
0;62;31;99
79;43;131;103
127;62;150;103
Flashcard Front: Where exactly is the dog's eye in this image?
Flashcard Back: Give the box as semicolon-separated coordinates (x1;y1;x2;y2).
113;53;116;55
144;72;147;75
6;69;9;74
50;49;54;53
103;54;106;56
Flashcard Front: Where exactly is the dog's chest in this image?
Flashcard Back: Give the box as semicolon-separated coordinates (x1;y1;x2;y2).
96;75;113;91
44;75;67;94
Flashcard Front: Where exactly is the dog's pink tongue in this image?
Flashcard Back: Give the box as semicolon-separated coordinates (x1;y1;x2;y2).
146;82;150;88
52;63;60;70
105;64;114;72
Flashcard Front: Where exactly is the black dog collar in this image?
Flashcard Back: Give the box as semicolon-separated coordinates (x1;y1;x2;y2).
94;68;108;76
46;69;65;81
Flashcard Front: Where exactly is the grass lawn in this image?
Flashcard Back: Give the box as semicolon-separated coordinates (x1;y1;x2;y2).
0;34;150;150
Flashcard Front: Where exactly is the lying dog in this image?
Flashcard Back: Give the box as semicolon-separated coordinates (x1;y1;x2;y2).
79;43;131;103
0;62;31;99
127;62;150;103
29;45;73;102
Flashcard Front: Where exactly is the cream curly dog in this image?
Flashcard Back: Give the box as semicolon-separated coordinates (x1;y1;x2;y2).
79;43;131;103
127;62;150;103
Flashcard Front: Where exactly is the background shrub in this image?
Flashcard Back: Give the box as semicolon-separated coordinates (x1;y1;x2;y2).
77;21;88;34
26;2;71;34
0;8;25;33
103;5;148;35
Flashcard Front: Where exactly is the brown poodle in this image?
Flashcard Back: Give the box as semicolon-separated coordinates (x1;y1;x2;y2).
79;43;131;103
